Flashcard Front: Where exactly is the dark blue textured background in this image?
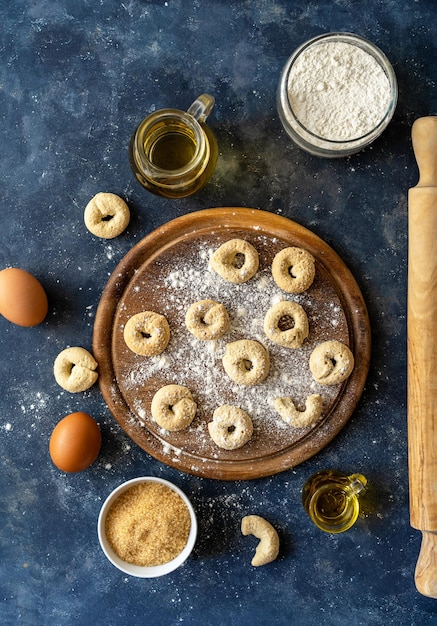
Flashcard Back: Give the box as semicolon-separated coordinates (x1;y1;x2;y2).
1;1;436;624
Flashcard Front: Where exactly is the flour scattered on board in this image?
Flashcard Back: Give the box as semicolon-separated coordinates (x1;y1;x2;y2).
111;233;351;463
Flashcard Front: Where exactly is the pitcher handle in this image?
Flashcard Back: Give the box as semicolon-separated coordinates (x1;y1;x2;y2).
187;94;215;123
348;473;367;496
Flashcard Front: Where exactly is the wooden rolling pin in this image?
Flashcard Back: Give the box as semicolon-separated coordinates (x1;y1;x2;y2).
408;116;437;598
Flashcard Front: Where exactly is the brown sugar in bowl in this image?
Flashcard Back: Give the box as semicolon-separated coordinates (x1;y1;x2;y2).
97;477;197;577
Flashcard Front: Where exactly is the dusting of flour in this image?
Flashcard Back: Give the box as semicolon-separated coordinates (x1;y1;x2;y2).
112;233;350;463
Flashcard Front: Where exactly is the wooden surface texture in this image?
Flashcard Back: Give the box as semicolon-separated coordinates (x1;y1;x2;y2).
93;208;371;480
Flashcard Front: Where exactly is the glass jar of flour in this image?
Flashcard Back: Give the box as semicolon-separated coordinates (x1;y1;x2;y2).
277;32;398;157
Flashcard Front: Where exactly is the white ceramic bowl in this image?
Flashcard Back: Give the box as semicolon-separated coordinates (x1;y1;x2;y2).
97;476;197;577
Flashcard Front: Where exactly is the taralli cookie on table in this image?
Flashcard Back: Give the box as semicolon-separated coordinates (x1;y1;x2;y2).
222;339;270;386
151;384;197;431
210;238;259;284
264;300;309;349
123;311;170;356
309;340;354;385
274;394;323;428
241;515;280;567
207;405;253;450
271;246;315;293
84;192;130;239
185;299;229;340
54;346;98;393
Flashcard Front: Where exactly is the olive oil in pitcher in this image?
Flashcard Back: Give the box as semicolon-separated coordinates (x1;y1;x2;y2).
129;94;218;198
302;469;367;533
145;122;197;171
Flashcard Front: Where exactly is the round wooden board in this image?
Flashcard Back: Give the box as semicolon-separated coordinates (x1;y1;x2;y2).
93;208;371;480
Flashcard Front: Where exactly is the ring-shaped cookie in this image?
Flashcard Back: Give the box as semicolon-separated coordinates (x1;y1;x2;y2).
309;340;354;385
208;405;253;450
151;384;197;431
123;311;170;356
84;192;130;239
53;346;98;393
264;300;309;349
185;299;229;340
210;239;259;284
274;394;323;428
222;339;270;386
271;246;315;293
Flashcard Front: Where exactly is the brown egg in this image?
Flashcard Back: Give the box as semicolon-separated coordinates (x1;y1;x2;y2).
0;268;48;327
49;412;101;473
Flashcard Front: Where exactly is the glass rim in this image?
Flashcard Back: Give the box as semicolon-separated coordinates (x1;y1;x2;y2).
278;32;398;152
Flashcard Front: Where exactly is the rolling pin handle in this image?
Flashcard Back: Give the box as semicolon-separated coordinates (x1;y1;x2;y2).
411;116;437;188
415;531;437;598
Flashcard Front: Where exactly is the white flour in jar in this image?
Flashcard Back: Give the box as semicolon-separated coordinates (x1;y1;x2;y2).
287;40;391;141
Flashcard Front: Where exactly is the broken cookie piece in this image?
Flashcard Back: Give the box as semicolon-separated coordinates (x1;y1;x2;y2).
241;514;280;566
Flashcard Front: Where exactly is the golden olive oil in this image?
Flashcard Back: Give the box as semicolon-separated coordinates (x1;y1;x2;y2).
129;95;218;198
302;470;367;533
145;123;198;171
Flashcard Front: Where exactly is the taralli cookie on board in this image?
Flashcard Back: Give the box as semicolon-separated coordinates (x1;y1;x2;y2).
264;300;309;349
185;299;229;340
54;347;98;393
271;246;315;293
274;394;323;428
309;340;354;385
123;311;170;356
241;515;280;567
222;339;270;386
210;238;259;284
151;384;197;431
208;405;253;450
84;192;130;239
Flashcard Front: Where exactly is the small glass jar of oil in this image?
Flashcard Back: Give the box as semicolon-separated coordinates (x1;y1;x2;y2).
302;469;367;533
129;94;218;198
